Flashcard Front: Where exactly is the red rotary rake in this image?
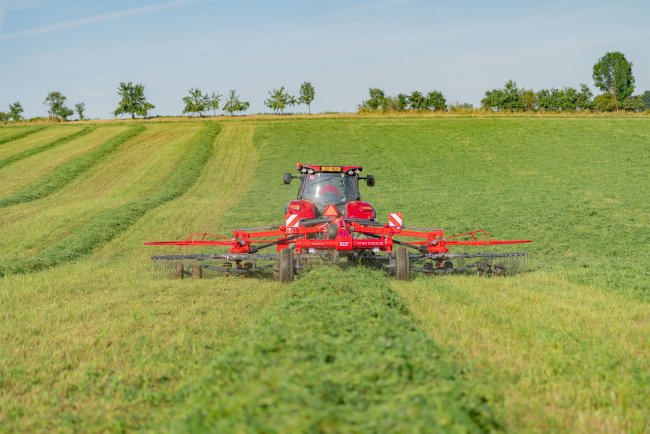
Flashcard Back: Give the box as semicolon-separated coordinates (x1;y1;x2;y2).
145;164;531;282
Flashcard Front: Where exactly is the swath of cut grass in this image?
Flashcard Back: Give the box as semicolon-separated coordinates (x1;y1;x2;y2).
167;267;498;433
0;126;94;170
0;125;143;208
0;126;46;146
396;273;650;433
0;123;219;276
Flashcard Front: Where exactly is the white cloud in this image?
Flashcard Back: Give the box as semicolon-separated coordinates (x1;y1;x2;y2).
0;0;195;41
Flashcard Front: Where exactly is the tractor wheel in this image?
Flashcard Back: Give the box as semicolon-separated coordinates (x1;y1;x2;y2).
174;262;184;279
395;247;410;280
192;264;203;279
275;248;295;283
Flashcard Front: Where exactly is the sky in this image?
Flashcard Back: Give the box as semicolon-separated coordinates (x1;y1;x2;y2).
0;0;649;119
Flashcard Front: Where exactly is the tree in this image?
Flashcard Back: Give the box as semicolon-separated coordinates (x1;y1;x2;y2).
44;91;74;121
593;93;617;112
361;88;385;110
113;82;155;119
0;112;8;122
8;101;24;121
642;90;650;110
182;88;210;117
208;92;221;116
222;90;250;116
481;89;505;111
520;89;537;112
298;81;315;114
592;52;635;108
74;102;86;121
426;91;447;111
576;84;593;111
620;95;645;112
264;86;296;114
408;91;427;110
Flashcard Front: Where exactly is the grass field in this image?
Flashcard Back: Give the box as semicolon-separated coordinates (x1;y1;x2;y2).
0;116;648;433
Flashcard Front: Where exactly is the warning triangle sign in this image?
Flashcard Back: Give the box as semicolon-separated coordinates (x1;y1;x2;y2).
323;204;339;217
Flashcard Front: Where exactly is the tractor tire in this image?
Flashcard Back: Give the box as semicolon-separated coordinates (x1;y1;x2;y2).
192;264;203;279
174;262;184;279
276;248;295;283
394;247;410;280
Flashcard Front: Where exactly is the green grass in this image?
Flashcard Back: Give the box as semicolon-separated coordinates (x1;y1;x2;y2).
0;126;141;208
166;266;498;433
0;117;649;432
0;126;94;171
0;123;218;276
0;126;46;146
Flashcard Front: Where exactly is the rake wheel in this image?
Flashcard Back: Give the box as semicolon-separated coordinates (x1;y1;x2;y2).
395;247;410;280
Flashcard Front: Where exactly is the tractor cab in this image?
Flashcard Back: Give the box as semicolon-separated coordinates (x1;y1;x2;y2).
283;164;376;221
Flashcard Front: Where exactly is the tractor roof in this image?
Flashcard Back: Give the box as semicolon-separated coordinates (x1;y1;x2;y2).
296;163;363;174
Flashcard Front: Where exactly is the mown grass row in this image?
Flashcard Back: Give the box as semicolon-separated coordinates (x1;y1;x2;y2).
0;126;94;170
166;267;498;433
0;126;46;146
0;126;143;208
0;123;220;277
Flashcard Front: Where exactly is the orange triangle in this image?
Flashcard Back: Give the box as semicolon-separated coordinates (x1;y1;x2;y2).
323;204;339;217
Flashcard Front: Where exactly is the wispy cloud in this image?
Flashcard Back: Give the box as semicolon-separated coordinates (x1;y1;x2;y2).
0;0;195;41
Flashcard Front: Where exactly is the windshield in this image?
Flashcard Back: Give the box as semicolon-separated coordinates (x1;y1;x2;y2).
302;172;359;206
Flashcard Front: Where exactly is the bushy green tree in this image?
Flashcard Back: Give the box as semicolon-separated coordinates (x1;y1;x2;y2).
592;51;635;108
113;82;155;119
593;93;617;112
44;91;74;121
426;91;447;111
576;84;594;111
361;88;386;110
620;95;645;112
641;90;650;110
182;88;210;117
223;90;250;116
8;101;24;121
519;89;537;111
481;89;506;111
208;92;221;116
299;81;315;114
265;86;296;114
0;111;8;122
74;102;86;121
408;91;427;110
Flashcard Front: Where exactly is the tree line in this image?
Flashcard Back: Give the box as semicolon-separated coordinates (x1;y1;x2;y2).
2;51;650;122
358;51;649;113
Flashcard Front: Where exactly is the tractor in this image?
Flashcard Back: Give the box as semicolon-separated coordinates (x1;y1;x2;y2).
146;164;530;282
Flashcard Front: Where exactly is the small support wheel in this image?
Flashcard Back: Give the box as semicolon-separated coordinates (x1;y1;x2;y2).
275;248;295;283
192;264;203;279
174;262;184;279
395;247;410;280
443;260;454;270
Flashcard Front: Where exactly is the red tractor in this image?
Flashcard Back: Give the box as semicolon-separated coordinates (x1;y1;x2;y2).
146;163;530;282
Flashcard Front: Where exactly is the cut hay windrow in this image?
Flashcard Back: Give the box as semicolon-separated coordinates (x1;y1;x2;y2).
166;267;499;433
0;125;144;208
0;126;94;170
0;123;219;277
0;126;47;146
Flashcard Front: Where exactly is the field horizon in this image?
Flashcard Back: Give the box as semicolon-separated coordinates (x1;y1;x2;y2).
0;117;648;433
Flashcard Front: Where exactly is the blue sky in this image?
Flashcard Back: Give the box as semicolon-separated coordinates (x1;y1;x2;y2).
0;0;648;119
